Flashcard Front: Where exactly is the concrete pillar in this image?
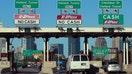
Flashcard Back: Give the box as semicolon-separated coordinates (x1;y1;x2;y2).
6;37;10;61
45;38;49;61
84;37;88;55
87;40;89;55
43;38;49;62
47;41;49;61
126;40;129;65
123;37;126;65
43;40;45;62
83;42;85;54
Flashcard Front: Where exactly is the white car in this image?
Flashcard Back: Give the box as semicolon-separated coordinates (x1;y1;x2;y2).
66;54;90;74
103;61;121;72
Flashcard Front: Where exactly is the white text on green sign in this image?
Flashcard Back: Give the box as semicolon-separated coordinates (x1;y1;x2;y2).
92;46;108;56
99;1;122;9
57;1;81;9
15;0;39;8
98;14;123;25
23;50;42;56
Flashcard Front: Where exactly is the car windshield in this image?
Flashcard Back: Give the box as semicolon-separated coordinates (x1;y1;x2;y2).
108;61;118;64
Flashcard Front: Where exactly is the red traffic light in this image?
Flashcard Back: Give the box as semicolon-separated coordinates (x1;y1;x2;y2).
114;9;117;12
72;10;75;12
64;10;67;12
106;9;109;12
30;9;33;12
16;34;21;38
36;34;40;38
21;9;25;12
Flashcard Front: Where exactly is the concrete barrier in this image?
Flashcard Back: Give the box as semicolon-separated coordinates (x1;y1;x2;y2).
0;61;10;68
90;61;102;68
0;61;10;73
123;64;132;73
41;61;57;74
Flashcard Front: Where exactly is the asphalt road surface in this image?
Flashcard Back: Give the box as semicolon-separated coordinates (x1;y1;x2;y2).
1;65;40;74
55;71;127;74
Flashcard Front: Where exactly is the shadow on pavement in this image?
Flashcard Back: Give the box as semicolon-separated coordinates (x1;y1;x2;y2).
1;67;40;74
107;71;127;74
52;67;58;73
86;64;99;74
1;67;16;74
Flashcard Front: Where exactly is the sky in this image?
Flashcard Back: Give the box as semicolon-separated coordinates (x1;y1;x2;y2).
0;0;132;57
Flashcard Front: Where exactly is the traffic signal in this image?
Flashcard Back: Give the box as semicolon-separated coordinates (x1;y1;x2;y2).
105;9;109;12
64;10;67;12
36;34;40;38
67;28;73;33
16;34;21;38
30;9;33;12
108;28;114;32
21;9;25;12
72;10;75;13
114;9;117;12
25;28;30;33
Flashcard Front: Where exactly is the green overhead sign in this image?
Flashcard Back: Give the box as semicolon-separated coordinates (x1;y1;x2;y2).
23;50;42;56
15;0;39;8
99;0;122;9
92;46;108;56
57;1;81;9
98;14;124;25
